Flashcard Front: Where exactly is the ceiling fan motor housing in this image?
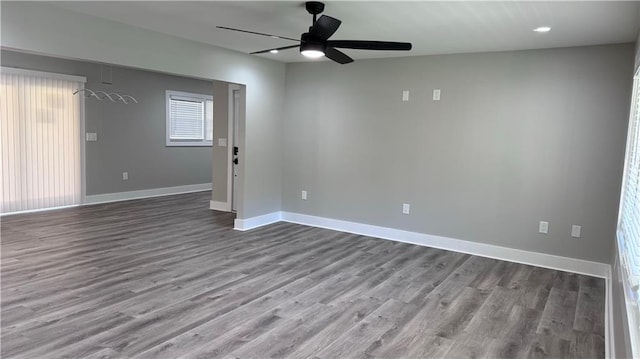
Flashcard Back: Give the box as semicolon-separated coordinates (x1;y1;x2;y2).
305;2;325;16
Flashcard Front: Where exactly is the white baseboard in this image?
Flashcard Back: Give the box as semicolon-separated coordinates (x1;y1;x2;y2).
1;204;80;217
209;200;229;212
84;183;212;205
234;211;282;231
605;265;613;359
279;211;610;279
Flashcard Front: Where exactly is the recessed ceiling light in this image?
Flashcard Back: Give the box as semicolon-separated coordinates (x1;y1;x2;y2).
533;26;551;33
270;49;279;54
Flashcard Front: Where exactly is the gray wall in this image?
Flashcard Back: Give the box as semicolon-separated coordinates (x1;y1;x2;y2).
1;49;217;195
283;44;634;263
212;81;229;203
636;30;640;73
1;1;285;218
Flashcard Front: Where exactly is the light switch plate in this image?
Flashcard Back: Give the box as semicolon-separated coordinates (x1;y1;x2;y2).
218;138;227;147
85;132;98;142
571;225;581;238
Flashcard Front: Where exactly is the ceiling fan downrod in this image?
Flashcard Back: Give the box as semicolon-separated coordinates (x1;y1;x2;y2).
306;1;325;26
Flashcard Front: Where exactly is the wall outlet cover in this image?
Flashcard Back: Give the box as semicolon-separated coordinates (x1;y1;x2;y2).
402;90;409;102
433;89;441;101
538;221;549;234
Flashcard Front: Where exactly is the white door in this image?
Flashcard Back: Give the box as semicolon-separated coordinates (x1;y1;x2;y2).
231;88;240;212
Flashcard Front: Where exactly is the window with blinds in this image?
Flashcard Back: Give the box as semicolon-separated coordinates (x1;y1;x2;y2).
166;90;213;146
618;68;640;354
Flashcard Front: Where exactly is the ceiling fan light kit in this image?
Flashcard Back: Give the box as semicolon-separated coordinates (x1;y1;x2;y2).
217;1;412;64
300;35;325;58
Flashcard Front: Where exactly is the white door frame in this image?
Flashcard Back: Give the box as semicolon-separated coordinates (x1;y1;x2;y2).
80;82;87;203
227;84;241;211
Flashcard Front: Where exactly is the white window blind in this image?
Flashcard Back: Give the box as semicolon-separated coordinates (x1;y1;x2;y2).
166;90;213;146
618;69;640;354
0;68;84;214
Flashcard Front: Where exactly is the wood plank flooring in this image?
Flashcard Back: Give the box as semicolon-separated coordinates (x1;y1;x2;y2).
1;192;605;358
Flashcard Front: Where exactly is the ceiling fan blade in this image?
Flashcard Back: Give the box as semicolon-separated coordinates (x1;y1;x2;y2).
309;15;341;40
327;40;412;51
217;26;300;42
325;47;353;64
250;44;300;55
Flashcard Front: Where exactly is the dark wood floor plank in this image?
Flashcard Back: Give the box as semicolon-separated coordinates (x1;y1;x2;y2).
464;286;526;339
312;299;419;359
0;191;606;359
485;304;543;358
573;285;605;334
537;287;580;340
527;333;575;359
286;298;384;359
441;332;496;359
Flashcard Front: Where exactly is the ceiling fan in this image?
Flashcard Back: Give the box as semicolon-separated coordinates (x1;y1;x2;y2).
217;1;412;64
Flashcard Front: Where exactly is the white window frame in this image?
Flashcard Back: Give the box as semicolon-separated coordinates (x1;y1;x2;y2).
617;67;640;357
165;90;213;147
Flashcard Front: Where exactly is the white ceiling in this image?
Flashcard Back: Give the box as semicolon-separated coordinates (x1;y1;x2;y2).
54;1;640;63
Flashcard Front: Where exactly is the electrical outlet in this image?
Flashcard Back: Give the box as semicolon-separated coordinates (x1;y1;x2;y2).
85;132;98;141
538;221;549;234
433;89;441;101
122;172;128;181
301;190;307;200
402;90;410;102
571;225;581;238
402;203;410;214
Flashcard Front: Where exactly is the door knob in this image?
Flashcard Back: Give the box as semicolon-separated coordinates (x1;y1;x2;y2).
233;158;238;165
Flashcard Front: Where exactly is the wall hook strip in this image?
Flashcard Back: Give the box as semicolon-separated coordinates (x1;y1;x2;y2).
73;88;138;104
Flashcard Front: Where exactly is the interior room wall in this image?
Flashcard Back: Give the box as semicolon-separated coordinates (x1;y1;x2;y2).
212;81;229;203
1;49;219;195
1;1;285;219
636;30;640;72
283;43;634;264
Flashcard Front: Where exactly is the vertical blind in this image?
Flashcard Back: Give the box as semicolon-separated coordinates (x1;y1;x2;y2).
0;68;84;214
618;69;640;350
